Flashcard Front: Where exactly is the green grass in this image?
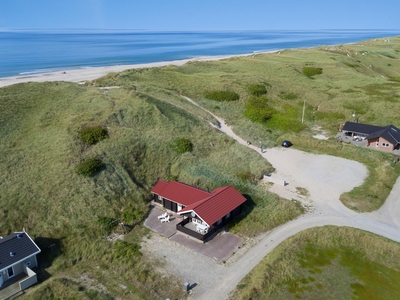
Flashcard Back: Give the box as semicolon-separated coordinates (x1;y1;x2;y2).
0;80;301;299
231;226;400;300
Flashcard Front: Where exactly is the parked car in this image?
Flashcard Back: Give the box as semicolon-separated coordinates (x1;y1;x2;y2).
281;140;293;148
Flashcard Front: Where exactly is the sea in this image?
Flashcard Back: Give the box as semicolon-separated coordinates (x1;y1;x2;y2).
0;29;399;78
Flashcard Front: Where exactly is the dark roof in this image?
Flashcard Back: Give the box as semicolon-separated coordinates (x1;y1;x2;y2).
342;122;385;135
151;180;212;206
0;232;41;271
366;125;400;145
178;186;246;226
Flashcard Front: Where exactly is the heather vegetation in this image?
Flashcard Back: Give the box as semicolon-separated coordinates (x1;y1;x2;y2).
168;137;193;154
79;126;109;145
247;84;267;96
302;66;323;77
75;157;105;176
244;96;275;123
204;90;240;101
1;36;400;298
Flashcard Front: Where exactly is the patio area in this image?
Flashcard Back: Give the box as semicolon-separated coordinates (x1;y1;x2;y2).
0;273;27;300
144;205;183;238
144;205;243;262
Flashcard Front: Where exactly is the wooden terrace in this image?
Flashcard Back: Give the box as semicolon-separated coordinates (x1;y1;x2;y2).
0;273;28;300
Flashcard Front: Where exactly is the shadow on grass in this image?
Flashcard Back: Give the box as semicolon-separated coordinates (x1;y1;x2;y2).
225;193;256;229
35;237;63;282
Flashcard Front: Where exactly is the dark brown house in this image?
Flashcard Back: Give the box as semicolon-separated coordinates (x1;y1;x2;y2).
151;180;246;241
342;122;400;152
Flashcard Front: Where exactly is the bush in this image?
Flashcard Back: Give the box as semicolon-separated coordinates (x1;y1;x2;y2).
76;158;105;176
79;126;109;145
97;216;118;234
168;138;193;154
247;84;267;96
244;96;276;123
204;90;239;101
302;67;323;77
121;207;144;224
236;172;258;183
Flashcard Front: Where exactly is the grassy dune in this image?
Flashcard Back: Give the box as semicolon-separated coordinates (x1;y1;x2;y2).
0;80;300;298
94;36;400;211
231;226;400;300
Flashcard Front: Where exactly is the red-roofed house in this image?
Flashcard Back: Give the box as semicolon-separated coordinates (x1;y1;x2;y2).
151;180;246;241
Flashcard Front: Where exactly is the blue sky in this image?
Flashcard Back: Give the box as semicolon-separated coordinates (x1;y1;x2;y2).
1;0;399;30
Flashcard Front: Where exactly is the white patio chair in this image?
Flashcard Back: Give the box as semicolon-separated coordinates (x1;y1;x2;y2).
161;215;170;223
157;212;168;220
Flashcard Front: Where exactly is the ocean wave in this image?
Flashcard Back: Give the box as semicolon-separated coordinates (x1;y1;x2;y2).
19;69;60;75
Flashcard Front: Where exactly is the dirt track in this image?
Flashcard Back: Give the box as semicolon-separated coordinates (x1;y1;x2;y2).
140;97;400;300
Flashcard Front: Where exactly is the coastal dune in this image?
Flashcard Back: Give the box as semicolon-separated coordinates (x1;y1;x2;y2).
0;53;257;88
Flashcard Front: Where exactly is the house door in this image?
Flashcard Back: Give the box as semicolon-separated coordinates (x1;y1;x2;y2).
7;267;14;278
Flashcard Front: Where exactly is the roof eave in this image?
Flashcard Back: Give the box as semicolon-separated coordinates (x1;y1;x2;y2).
177;210;210;227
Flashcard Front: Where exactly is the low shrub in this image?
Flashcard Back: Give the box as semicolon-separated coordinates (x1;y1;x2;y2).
247;84;267;96
279;92;298;100
76;158;105;176
244;96;275;123
168;138;193;154
302;67;323;77
97;216;118;234
236;172;258;183
204;90;239;101
79;126;109;145
121;207;144;224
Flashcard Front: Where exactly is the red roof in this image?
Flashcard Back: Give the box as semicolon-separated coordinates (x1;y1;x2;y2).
151;181;246;226
178;186;246;226
151;180;212;206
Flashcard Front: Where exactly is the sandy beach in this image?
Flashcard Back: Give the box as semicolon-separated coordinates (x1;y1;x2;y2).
0;53;261;89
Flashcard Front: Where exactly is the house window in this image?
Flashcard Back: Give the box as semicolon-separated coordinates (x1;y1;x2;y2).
25;261;31;267
226;212;231;218
193;218;201;224
376;141;379;147
158;195;162;201
217;218;222;225
382;143;390;148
